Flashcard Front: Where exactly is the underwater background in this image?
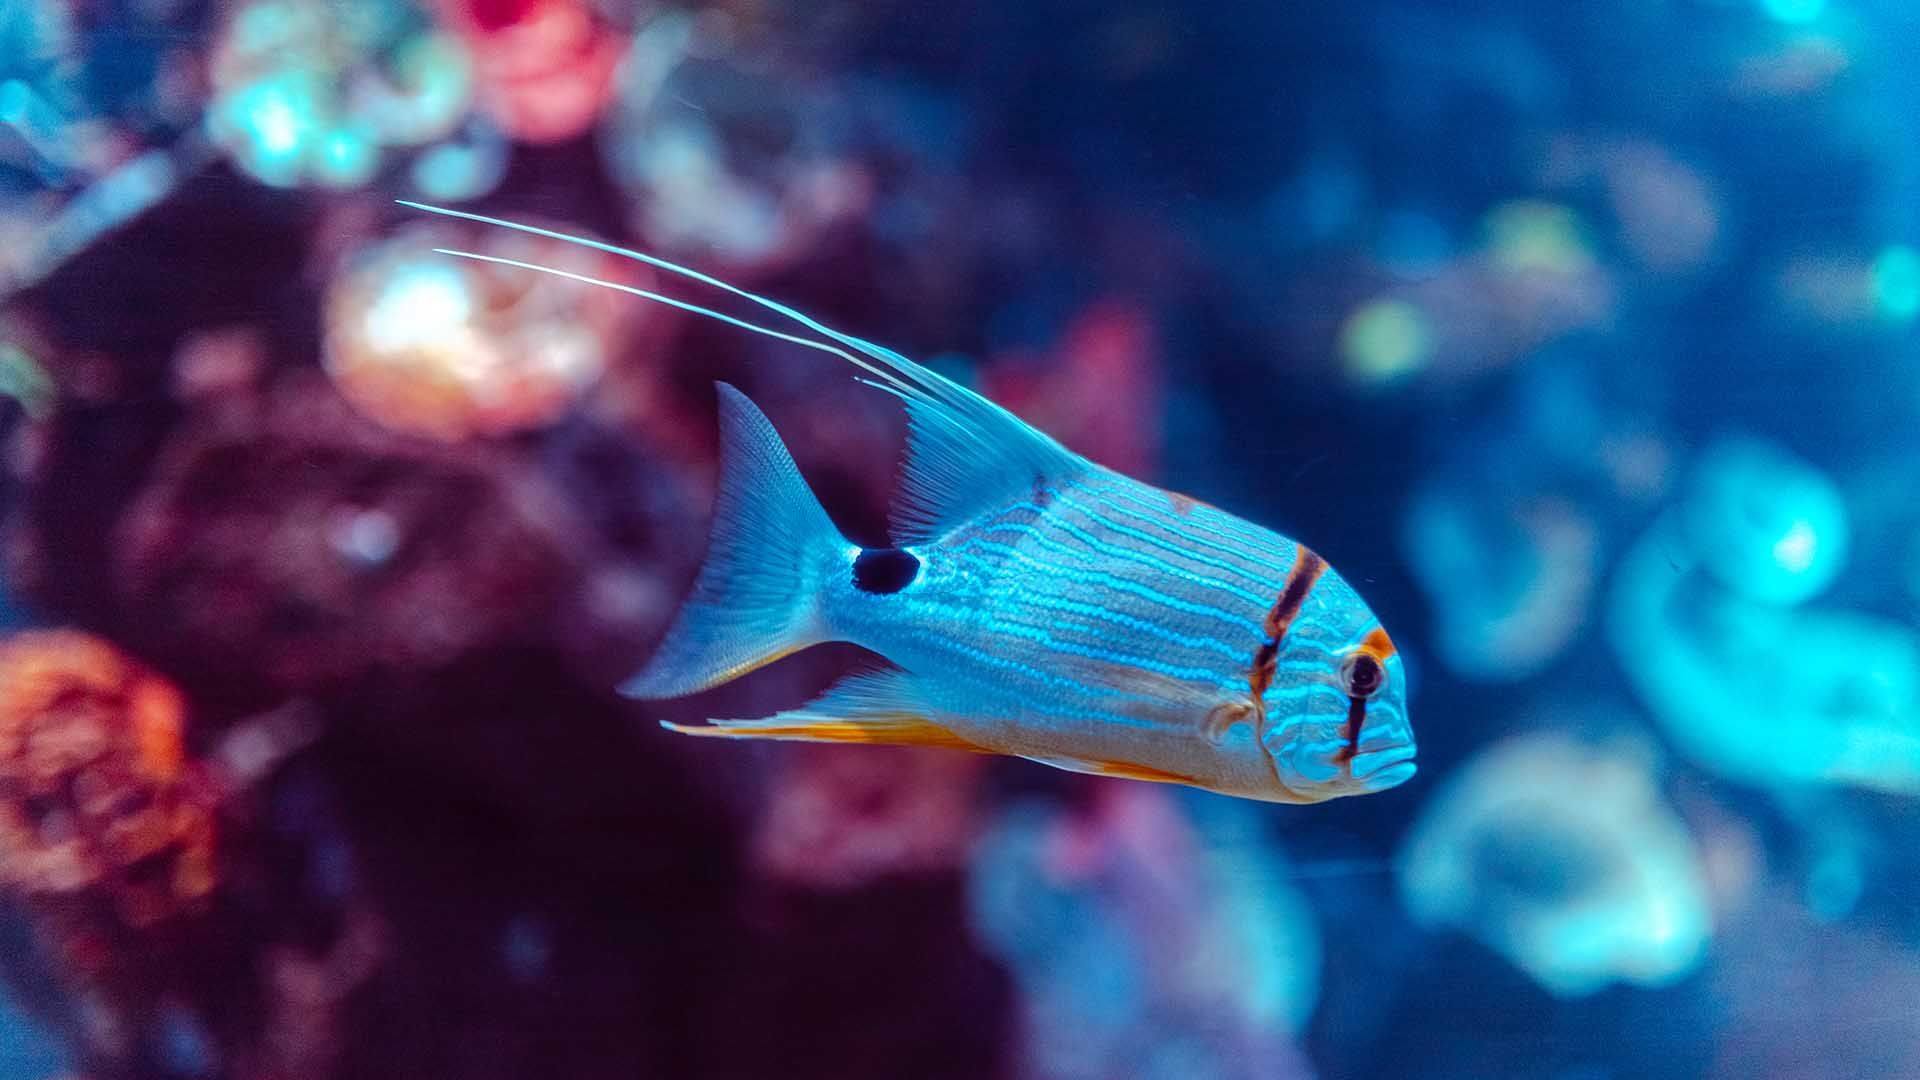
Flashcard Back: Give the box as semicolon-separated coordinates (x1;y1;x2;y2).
3;0;1919;1076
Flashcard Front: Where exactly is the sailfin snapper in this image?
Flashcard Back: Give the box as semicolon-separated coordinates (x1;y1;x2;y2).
400;200;1417;804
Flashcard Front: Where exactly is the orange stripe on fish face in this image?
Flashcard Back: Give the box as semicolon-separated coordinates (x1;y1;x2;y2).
1358;626;1397;661
1249;544;1328;708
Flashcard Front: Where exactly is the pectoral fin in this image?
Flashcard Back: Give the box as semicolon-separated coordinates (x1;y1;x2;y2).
1019;753;1199;787
661;669;982;752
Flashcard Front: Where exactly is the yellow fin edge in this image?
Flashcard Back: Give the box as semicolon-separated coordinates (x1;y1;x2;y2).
662;713;987;753
1081;759;1201;786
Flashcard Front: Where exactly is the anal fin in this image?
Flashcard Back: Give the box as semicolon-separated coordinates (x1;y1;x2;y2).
661;669;982;752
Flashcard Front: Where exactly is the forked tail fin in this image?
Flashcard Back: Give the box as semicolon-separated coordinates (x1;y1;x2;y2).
620;383;848;699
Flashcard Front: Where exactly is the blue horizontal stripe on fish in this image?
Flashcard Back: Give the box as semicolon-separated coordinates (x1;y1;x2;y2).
912;594;1223;696
959;513;1276;609
993;594;1246;668
945;536;1260;649
895;600;1206;727
1048;492;1287;593
1072;474;1294;565
983;588;1236;680
1070;476;1295;578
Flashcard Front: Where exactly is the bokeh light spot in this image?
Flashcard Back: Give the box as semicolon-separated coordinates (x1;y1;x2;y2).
0;80;29;124
1483;200;1595;274
1871;244;1920;321
1772;517;1818;574
248;85;303;159
1340;298;1431;383
364;262;471;354
318;128;376;186
1761;0;1826;25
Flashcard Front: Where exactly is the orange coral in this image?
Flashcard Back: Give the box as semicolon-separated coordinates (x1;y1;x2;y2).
0;631;219;958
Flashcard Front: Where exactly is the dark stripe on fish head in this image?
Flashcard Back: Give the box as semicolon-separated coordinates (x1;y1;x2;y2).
1336;626;1398;763
1249;544;1328;708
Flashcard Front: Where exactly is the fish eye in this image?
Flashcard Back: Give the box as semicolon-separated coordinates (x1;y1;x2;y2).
1339;652;1386;698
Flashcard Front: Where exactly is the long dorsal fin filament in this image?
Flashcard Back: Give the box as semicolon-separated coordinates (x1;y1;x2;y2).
401;200;1085;544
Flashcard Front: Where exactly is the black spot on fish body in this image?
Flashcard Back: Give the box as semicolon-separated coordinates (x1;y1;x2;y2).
852;547;920;594
1031;475;1055;509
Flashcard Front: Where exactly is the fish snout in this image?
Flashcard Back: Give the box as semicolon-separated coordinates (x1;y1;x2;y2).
1349;740;1418;791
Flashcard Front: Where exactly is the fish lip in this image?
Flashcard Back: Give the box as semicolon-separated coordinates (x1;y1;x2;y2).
1349;742;1418;781
1358;760;1417;791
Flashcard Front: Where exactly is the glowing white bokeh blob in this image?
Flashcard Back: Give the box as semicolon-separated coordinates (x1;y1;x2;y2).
1679;436;1848;606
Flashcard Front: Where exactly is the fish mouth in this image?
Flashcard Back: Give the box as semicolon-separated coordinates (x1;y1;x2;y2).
1349;743;1418;789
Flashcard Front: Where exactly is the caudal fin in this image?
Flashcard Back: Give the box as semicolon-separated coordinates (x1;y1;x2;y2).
620;384;847;699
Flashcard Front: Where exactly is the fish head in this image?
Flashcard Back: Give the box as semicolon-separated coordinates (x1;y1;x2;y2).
1258;559;1417;801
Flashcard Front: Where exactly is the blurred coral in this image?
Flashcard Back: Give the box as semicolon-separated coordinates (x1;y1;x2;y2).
209;0;474;188
431;0;629;144
246;902;386;1080
0;630;218;974
111;376;605;693
753;745;985;891
1325;200;1617;388
1538;135;1722;277
1402;489;1600;682
971;786;1318;1079
1677;437;1849;607
1398;731;1712;998
598;21;876;281
1610;437;1920;794
982;299;1161;479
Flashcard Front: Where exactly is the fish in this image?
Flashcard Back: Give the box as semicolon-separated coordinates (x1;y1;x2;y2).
399;201;1417;803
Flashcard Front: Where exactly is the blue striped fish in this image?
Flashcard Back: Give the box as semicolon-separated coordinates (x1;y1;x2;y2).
402;201;1416;803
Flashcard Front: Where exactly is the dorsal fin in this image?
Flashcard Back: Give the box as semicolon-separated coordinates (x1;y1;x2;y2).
866;378;1085;542
397;201;1087;543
